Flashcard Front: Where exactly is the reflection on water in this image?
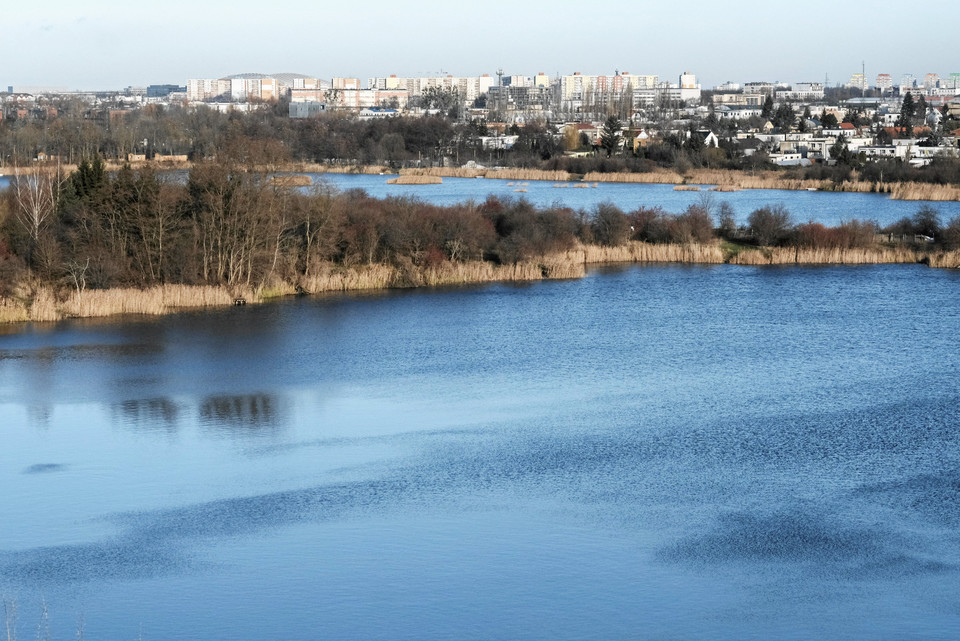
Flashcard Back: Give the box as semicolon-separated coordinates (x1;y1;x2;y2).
113;397;181;429
1;264;960;640
199;393;282;431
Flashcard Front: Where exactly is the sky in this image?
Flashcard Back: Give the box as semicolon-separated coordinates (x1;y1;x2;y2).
3;0;958;91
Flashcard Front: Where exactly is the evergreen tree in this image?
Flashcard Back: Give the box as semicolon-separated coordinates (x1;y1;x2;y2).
915;95;928;127
761;95;774;120
897;92;915;133
599;115;622;157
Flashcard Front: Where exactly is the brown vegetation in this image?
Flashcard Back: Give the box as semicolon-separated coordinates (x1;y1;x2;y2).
2;156;960;326
400;167;485;178
888;183;960;201
581;242;725;264
730;246;923;265
269;174;312;187
386;175;443;185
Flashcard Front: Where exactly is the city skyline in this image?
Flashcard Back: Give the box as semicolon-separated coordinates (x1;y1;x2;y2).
3;0;958;91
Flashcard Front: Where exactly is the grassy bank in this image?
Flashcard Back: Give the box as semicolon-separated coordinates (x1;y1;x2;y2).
4;241;955;326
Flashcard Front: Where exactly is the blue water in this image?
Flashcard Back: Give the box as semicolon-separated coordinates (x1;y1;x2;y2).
310;172;960;227
2;264;960;640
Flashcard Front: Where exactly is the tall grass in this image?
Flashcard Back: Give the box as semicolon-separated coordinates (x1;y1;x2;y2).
583;170;683;184
926;249;960;268
400;167;484;178
300;264;397;292
315;164;390;175
485;168;572;182
29;287;60;322
582;241;725;264
58;285;258;318
269;174;312;187
0;299;29;323
730;246;922;265
889;183;960;201
386;175;443;184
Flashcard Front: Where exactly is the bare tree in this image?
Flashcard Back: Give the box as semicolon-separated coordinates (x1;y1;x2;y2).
11;166;64;265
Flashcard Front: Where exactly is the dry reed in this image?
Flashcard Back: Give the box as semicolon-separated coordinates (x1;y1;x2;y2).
269;174;312;187
59;285;259;318
400;167;485;178
925;250;960;268
29;287;60;322
729;246;922;265
299;264;397;293
316;165;391;175
582;170;684;184
581;241;725;264
386;175;443;185
888;183;960;201
0;298;29;323
673;185;701;191
485;168;571;182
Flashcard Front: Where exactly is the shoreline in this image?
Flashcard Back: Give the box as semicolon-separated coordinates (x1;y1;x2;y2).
5;162;959;201
3;242;957;327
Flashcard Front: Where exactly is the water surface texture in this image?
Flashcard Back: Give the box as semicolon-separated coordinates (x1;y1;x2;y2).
2;264;960;640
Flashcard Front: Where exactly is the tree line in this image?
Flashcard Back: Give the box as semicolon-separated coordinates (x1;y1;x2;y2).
3;159;959;300
3;99;960;187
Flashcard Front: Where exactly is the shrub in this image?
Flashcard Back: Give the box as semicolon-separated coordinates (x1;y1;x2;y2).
748;205;792;246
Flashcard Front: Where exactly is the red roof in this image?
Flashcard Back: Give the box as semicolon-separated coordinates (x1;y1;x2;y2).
883;126;932;138
839;122;855;130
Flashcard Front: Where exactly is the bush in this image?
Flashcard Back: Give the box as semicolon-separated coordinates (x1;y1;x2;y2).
748;205;792;246
591;203;631;247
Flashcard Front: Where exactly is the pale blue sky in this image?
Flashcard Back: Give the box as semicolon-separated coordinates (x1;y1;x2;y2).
3;0;957;90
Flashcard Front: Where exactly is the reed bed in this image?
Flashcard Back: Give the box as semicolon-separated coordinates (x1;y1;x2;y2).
59;285;257;318
485;168;572;182
925;250;960;268
581;242;725;264
315;165;390;175
888;182;960;201
0;298;29;323
299;264;397;293
673;185;701;192
582;170;683;184
729;246;922;265
29;288;60;322
399;167;485;178
421;255;584;286
269;174;312;187
386;175;443;185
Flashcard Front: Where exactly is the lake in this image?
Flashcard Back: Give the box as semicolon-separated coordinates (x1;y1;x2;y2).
3;171;960;228
3;263;960;640
308;172;960;227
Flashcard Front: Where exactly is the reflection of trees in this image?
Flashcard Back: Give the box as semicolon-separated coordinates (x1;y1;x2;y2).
115;397;180;429
200;393;280;429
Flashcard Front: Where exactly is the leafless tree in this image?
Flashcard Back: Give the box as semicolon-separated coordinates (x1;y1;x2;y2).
11;166;64;265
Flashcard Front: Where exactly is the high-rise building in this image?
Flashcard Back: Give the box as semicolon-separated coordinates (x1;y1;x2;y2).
900;74;916;94
875;74;893;93
847;73;867;91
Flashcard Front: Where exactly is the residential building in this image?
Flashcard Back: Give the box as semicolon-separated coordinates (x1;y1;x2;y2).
847;73;867;92
875;74;893;94
775;82;824;101
900;74;916;94
289;101;326;118
366;75;495;103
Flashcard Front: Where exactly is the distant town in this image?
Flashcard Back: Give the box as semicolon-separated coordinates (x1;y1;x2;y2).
2;68;960;170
